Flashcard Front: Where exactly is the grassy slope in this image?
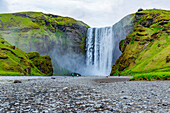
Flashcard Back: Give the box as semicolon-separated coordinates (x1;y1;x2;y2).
111;9;170;80
0;35;41;76
0;11;89;29
0;12;52;52
0;12;89;53
0;35;53;76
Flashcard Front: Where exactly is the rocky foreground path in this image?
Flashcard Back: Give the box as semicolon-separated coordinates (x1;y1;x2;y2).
0;76;169;113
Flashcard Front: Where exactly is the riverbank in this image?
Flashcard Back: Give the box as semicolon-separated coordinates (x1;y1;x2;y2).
0;76;169;112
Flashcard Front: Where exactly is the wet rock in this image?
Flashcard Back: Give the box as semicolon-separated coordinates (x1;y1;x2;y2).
120;96;132;99
32;110;39;113
51;77;55;79
14;80;22;83
94;104;102;108
63;87;68;90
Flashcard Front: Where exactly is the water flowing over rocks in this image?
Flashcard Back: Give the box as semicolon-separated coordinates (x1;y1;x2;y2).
0;76;169;112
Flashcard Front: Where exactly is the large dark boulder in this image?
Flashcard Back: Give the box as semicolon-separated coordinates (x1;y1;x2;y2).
14;80;22;83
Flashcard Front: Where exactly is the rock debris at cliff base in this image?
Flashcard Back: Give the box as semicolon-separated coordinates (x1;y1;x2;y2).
0;77;169;112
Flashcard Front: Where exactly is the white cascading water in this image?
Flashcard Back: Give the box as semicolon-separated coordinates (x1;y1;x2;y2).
86;15;133;76
86;27;114;75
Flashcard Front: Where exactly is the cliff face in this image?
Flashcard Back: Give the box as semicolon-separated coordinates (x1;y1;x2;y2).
111;9;170;75
0;35;53;76
0;12;89;74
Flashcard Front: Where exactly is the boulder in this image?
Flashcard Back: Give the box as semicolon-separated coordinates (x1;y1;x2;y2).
14;80;22;83
51;77;56;79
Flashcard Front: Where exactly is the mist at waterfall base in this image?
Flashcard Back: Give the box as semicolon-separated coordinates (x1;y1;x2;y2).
52;15;133;76
52;47;109;76
52;47;88;75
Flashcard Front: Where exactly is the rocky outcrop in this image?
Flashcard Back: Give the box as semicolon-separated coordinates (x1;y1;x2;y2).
111;9;170;75
27;52;53;76
0;12;90;74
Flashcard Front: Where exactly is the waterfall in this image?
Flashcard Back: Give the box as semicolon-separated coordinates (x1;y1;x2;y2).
86;27;114;75
86;15;134;76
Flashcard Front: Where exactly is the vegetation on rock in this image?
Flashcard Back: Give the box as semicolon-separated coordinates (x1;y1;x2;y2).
27;52;53;76
110;9;170;80
0;35;53;76
0;12;89;74
129;72;170;81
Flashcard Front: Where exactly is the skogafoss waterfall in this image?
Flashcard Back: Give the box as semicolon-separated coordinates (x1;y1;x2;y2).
86;15;134;76
86;27;114;75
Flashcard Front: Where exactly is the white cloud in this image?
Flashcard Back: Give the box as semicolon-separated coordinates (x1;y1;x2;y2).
2;0;170;27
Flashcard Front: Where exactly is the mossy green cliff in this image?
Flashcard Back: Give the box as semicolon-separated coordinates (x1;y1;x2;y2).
111;9;170;78
0;12;89;74
27;52;53;76
0;35;53;76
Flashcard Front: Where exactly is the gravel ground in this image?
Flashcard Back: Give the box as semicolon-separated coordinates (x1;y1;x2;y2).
0;76;169;113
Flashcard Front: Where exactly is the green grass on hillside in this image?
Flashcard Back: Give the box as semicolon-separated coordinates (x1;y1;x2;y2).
127;10;170;74
111;9;170;80
0;13;39;30
129;72;170;81
0;71;23;76
0;36;51;76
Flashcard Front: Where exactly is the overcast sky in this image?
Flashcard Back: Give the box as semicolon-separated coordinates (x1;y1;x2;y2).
0;0;169;27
